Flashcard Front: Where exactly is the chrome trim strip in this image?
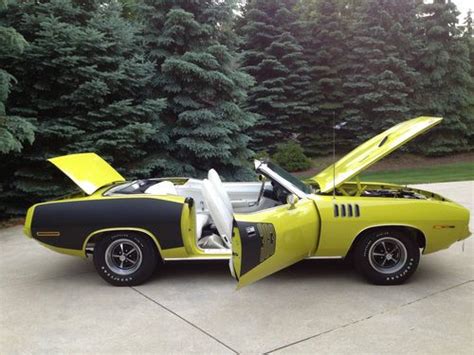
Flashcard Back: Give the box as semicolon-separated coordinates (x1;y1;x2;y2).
36;231;61;237
164;257;231;261
164;255;344;261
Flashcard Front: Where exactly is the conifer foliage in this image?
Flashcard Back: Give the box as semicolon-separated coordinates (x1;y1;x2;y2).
0;0;473;217
462;10;474;147
140;0;256;178
298;0;348;155
341;0;419;144
237;0;314;151
0;0;166;215
0;0;34;154
413;0;474;155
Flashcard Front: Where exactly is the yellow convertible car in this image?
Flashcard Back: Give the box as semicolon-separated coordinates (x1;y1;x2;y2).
23;116;471;287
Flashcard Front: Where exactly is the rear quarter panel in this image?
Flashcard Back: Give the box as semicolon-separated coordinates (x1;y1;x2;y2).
25;194;188;257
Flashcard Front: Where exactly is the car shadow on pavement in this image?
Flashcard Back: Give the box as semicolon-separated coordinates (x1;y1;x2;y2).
47;253;448;287
147;257;450;286
153;258;357;284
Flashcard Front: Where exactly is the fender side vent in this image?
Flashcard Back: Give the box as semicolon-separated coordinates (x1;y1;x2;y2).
355;204;360;217
333;204;361;218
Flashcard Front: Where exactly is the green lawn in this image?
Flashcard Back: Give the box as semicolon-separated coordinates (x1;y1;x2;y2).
358;162;474;185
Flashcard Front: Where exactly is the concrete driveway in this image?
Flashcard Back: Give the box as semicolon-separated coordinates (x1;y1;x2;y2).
1;181;473;354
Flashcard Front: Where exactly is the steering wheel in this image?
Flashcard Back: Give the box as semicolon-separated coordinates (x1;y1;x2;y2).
271;181;289;204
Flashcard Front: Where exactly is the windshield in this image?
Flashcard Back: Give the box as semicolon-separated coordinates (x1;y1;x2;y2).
266;162;312;194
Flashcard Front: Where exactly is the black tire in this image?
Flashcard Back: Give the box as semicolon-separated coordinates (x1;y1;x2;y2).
353;229;420;285
93;232;159;286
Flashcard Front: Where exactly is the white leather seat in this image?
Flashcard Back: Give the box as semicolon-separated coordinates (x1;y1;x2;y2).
195;213;209;240
208;169;233;213
144;181;177;195
202;179;233;248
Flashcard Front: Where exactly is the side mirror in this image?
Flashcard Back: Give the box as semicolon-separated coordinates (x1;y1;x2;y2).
286;194;299;209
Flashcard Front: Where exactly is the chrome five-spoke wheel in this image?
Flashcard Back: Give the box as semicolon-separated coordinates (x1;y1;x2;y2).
93;233;159;286
105;238;143;275
354;229;420;285
368;237;407;274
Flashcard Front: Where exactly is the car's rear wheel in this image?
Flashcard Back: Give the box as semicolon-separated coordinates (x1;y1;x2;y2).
354;229;420;285
93;232;159;286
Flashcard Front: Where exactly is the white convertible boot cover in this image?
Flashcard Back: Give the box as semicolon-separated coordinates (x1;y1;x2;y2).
144;181;177;195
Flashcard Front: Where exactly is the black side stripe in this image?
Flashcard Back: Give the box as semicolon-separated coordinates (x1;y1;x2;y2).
32;198;185;250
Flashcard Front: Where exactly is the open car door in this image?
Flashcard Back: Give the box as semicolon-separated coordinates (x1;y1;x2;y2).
231;198;319;288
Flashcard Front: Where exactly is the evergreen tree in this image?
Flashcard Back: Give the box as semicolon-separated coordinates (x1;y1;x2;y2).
294;0;322;22
298;0;348;155
140;0;256;179
237;0;315;152
340;0;419;147
0;0;166;216
413;0;473;155
0;0;34;154
461;9;474;149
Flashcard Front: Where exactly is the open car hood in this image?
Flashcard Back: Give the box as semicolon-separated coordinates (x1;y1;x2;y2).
310;116;443;193
48;153;125;195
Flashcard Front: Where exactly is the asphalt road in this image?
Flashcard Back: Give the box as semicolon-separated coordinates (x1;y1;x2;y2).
1;181;473;354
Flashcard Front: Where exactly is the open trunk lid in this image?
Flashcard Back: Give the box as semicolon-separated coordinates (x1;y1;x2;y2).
48;153;125;195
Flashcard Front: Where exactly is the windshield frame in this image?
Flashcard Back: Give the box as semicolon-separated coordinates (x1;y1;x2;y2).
255;160;312;197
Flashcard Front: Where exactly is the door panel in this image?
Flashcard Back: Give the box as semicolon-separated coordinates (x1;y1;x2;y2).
231;199;258;210
224;182;261;201
232;198;319;288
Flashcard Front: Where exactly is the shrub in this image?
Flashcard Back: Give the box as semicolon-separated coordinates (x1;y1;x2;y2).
254;150;270;161
272;142;312;172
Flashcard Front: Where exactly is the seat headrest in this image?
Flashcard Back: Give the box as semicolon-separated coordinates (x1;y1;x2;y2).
202;179;233;248
208;169;222;183
208;169;233;213
144;181;177;195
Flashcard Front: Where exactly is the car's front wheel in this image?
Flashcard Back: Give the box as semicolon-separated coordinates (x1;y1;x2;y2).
93;232;159;286
354;229;420;285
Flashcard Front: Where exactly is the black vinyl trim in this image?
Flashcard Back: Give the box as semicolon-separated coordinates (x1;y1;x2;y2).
31;198;184;250
238;221;276;276
185;197;194;209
